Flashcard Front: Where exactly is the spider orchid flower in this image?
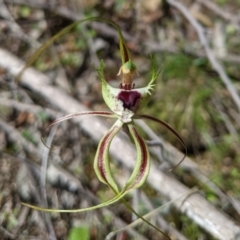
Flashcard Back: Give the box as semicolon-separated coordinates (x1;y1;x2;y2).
21;18;186;214
22;57;185;213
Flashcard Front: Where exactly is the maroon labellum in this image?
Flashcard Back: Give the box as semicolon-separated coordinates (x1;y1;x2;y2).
117;90;141;111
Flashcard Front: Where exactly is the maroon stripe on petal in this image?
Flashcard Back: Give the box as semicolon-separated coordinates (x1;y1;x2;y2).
92;111;114;116
97;126;118;182
131;126;149;187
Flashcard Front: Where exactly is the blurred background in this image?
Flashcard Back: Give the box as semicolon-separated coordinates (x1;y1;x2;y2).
0;0;240;239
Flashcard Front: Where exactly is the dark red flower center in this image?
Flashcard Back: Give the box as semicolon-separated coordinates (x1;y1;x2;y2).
118;90;141;110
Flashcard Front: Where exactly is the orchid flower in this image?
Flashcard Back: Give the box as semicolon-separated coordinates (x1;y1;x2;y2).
20;18;186;235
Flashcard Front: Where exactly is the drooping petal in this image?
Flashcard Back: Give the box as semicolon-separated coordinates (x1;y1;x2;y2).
21;189;127;213
137;114;187;169
94;119;123;193
22;119;129;214
42;111;117;147
97;61;122;111
47;111;116;127
123;122;150;191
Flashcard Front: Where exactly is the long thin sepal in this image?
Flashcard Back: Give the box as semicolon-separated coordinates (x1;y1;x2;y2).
137;114;187;169
41;111;116;147
21;190;127;213
94;119;123;193
45;111;117;129
46;111;116;128
16;17;130;82
124;122;150;191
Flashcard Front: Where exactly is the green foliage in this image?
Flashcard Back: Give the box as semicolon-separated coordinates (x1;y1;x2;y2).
0;208;19;230
206;191;218;204
68;226;90;240
115;0;128;13
146;54;214;143
180;215;216;240
163;54;192;80
61;52;82;67
6;142;19;153
36;111;50;123
19;6;31;18
21;129;37;144
230;167;240;178
33;55;57;71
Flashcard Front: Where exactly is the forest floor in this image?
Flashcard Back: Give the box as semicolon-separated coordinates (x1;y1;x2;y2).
1;0;240;240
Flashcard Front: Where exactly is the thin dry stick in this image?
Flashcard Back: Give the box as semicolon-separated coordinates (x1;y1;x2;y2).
0;226;15;240
40;117;60;240
0;98;56;116
196;0;240;31
167;0;240;113
0;118;39;157
212;97;239;140
3;0;136;44
40;118;59;194
140;192;188;240
0;0;41;48
0;119;57;239
145;37;240;64
106;188;197;240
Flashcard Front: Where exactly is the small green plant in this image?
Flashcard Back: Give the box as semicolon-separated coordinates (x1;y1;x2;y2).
17;17;186;238
68;226;90;240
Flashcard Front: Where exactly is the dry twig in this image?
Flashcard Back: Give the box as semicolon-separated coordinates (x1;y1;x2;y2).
0;0;41;48
196;0;240;31
167;0;240;113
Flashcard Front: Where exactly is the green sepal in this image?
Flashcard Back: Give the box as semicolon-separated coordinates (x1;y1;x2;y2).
97;60;119;113
132;55;161;112
124;122;150;190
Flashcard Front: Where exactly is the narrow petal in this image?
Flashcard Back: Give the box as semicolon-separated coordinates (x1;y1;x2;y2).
22;117;126;213
124;122;150;191
94;119;123;193
42;111;116;147
47;111;116;127
137;114;187;169
22;121;149;213
21;190;127;213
